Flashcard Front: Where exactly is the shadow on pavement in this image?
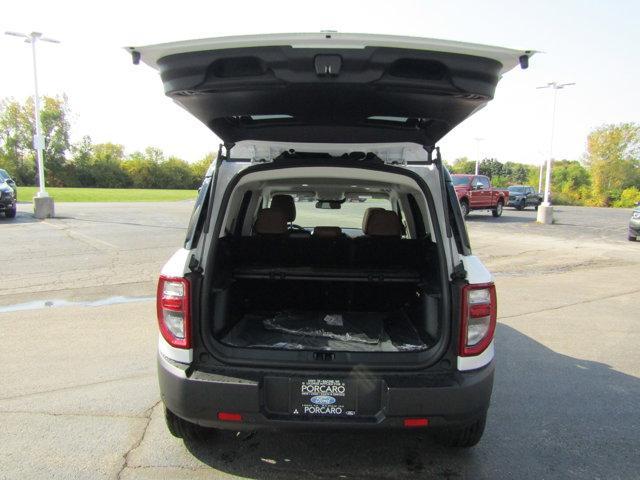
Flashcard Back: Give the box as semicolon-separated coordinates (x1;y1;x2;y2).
181;325;640;479
465;211;536;224
0;211;40;224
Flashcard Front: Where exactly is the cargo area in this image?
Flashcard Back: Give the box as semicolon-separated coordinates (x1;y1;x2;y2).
208;233;442;354
197;165;448;361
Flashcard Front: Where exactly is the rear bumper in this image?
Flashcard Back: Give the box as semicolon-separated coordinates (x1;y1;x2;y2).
158;353;494;430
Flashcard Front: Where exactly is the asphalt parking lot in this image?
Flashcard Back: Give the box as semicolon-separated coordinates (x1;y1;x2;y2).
1;202;639;479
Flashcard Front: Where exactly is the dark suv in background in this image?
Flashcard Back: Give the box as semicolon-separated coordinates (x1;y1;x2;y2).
0;169;17;196
507;185;541;210
0;179;16;218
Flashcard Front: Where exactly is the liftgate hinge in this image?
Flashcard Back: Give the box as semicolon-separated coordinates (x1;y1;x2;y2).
188;256;203;275
451;262;467;281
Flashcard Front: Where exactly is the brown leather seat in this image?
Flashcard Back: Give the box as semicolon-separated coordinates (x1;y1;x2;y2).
361;207;384;232
312;226;343;238
270;194;296;223
362;209;403;237
253;208;288;235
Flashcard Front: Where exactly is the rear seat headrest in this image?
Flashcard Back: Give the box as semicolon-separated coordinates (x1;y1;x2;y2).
254;208;288;235
312;226;343;238
270;194;296;223
361;207;385;231
363;209;403;237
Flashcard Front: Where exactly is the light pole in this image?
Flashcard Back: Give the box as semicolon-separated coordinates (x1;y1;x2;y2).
5;31;59;218
538;163;544;193
535;81;575;224
474;137;484;175
537;150;546;193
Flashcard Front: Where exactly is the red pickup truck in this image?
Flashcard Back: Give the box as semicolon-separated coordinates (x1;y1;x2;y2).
451;174;509;218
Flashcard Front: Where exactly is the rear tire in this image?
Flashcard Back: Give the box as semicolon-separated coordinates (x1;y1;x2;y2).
492;200;503;217
629;235;637;242
460;200;470;218
434;414;487;448
165;407;215;442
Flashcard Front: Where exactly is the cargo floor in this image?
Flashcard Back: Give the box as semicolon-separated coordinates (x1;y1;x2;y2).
220;310;428;352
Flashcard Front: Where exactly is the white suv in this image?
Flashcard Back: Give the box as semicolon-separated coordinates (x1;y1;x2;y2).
131;33;532;448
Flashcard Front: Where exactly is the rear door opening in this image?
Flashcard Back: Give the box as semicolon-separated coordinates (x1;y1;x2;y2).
195;159;451;368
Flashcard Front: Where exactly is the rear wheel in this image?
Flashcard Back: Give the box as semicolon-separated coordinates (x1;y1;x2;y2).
492;200;503;217
629;235;637;242
460;200;470;218
165;407;215;442
434;414;487;448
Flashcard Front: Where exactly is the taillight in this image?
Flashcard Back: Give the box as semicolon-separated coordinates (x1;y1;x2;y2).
157;275;191;349
459;283;496;357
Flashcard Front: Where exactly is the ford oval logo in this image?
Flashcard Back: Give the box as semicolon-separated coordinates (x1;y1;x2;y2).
310;395;336;405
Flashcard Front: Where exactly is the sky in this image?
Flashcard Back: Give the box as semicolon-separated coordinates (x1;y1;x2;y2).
1;0;639;166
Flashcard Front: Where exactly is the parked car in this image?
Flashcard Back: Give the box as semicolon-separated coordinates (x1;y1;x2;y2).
0;180;16;218
131;32;532;448
507;185;542;210
451;174;510;217
0;169;17;197
629;203;640;241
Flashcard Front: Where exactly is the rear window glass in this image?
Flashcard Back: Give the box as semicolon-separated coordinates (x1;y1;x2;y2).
278;194;392;229
451;176;470;186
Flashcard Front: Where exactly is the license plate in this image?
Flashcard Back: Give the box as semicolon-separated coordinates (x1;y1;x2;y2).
291;379;357;417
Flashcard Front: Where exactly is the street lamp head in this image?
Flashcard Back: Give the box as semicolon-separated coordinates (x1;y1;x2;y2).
537;81;576;90
5;30;60;44
5;31;29;39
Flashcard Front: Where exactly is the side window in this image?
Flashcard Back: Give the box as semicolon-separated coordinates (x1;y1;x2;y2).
184;176;212;249
406;194;426;238
479;176;490;189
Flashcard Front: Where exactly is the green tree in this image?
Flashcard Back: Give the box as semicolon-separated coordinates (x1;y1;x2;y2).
449;157;475;174
550;160;592;205
478;158;504;179
0;98;35;184
66;135;93;187
81;143;130;188
503;162;531;184
0;95;71;186
190;153;216;187
585;123;640;206
122;150;157;188
162;157;195;189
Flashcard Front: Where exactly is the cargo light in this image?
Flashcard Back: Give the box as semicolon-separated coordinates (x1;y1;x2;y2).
218;412;243;422
459;283;497;357
404;418;429;428
157;275;191;349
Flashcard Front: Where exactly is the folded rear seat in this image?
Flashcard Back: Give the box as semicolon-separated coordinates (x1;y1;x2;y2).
352;209;425;268
219;208;430;275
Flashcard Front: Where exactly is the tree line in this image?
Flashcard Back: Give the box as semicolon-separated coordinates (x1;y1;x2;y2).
448;123;640;208
1;95;639;206
0;96;212;190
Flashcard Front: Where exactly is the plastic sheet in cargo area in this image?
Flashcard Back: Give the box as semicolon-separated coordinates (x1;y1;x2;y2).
221;310;427;352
